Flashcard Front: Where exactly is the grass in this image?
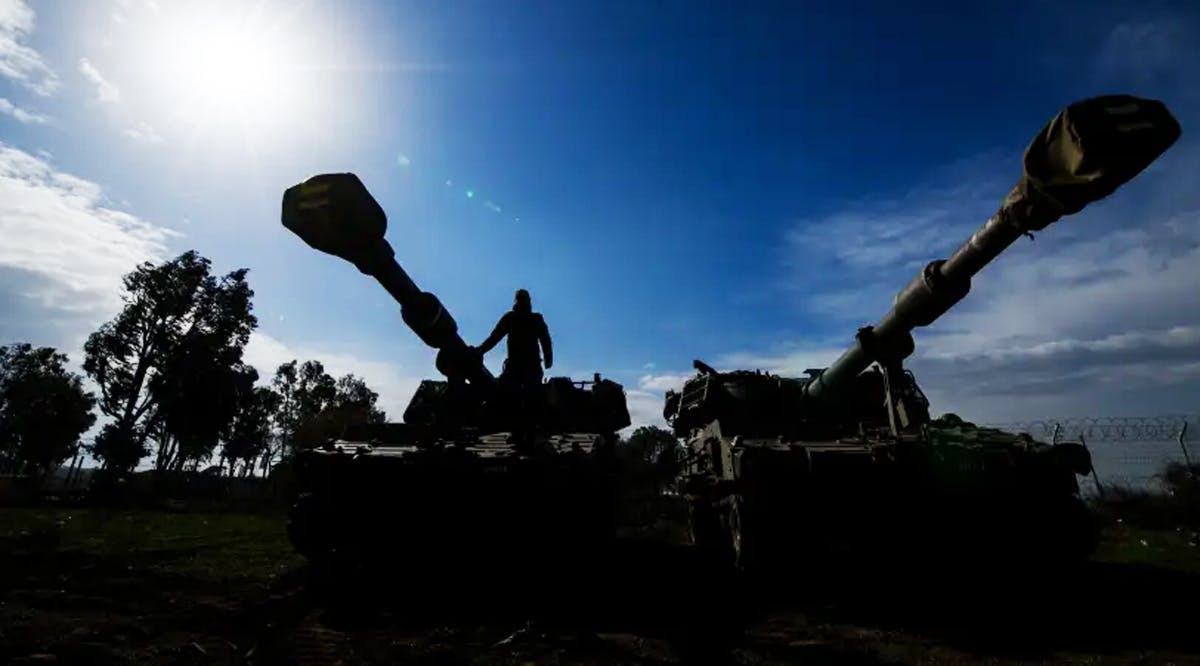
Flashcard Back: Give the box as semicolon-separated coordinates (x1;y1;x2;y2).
1096;523;1200;573
0;507;306;665
1085;460;1200;573
0;507;302;585
1;500;1199;665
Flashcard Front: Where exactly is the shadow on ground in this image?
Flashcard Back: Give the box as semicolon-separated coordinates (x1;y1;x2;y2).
4;519;1199;665
259;539;1200;665
741;556;1200;664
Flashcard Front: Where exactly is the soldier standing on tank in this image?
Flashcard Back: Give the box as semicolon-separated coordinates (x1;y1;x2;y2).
478;288;553;384
477;289;553;445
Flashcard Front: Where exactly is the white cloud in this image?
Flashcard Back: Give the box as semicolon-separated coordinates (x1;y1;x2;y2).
243;332;427;423
0;0;58;95
78;58;121;104
1095;20;1191;83
753;127;1200;424
615;372;704;435
124;120;164;144
923;325;1200;364
781;152;1013;320
637;372;695;393
713;348;847;377
0;143;180;318
623;388;669;433
396;153;411;167
0;96;49;123
915;208;1200;359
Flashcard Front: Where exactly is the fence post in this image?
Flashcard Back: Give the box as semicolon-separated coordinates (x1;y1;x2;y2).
1178;421;1192;470
1052;422;1061;446
1078;433;1104;500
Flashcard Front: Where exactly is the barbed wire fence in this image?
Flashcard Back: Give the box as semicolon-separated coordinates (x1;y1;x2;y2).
983;415;1198;496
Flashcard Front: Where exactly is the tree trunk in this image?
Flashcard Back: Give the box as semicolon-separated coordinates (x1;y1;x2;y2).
117;349;152;440
65;449;82;488
260;446;274;477
156;434;177;472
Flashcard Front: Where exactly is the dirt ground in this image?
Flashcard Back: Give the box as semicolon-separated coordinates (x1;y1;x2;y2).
2;507;1199;665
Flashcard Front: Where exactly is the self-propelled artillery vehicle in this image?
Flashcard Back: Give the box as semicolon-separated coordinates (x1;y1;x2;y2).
664;94;1182;573
278;173;630;569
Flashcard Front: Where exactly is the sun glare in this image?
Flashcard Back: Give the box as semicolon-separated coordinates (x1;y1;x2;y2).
133;1;314;142
172;24;281;110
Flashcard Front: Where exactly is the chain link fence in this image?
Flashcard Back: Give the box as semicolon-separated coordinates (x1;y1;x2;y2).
984;415;1197;494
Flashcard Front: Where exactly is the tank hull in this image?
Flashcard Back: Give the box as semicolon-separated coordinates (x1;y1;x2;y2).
286;433;621;570
679;422;1099;574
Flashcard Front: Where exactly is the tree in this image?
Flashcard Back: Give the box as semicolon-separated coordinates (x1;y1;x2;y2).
292;373;388;450
222;385;280;477
260;362;389;470
332;374;387;423
82;251;257;473
152;361;258;472
622;425;683;494
262;360;336;473
0;344;97;475
149;268;257;472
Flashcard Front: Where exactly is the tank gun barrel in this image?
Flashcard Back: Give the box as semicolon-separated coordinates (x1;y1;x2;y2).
280;173;495;389
804;94;1181;406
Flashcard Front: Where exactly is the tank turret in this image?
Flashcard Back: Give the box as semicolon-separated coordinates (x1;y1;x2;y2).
282;173;493;389
665;95;1181;574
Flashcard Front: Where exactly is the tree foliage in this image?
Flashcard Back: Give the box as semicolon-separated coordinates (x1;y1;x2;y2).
263;360;334;470
0;344;96;475
620;425;683;494
151;362;259;472
149;268;257;472
292;373;387;450
66;249;401;477
82;250;257;472
332;374;386;424
264;361;388;466
222;384;280;477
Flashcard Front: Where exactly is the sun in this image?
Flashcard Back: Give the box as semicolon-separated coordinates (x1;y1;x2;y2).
171;20;286;116
133;1;313;141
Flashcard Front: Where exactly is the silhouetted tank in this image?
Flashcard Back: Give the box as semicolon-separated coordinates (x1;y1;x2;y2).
663;95;1182;573
278;173;630;569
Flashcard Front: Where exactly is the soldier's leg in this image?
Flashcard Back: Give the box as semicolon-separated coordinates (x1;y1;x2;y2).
514;364;542;450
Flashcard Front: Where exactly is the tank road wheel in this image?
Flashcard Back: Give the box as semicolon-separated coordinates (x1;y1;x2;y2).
727;495;765;576
688;497;734;568
287;492;344;565
728;498;745;570
1041;495;1101;566
286;492;320;559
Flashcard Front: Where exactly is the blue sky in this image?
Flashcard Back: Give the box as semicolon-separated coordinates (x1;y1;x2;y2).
2;0;1200;443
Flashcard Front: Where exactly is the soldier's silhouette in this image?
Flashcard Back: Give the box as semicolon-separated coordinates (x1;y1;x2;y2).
478;288;553;387
478;289;552;448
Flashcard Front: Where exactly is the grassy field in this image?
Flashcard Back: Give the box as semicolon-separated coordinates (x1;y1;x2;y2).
1;505;1198;665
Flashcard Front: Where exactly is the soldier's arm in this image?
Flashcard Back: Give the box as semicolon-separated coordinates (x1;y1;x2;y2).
538;316;553;369
478;313;510;354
